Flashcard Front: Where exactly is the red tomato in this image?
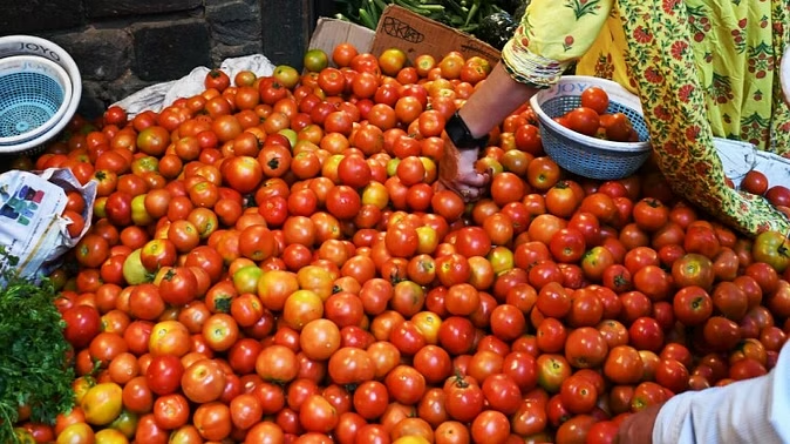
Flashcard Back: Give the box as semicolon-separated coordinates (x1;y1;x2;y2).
146;355;185;395
581;87;609;114
567;107;600;136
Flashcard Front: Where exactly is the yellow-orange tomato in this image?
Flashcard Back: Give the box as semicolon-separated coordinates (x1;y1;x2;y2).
81;383;123;426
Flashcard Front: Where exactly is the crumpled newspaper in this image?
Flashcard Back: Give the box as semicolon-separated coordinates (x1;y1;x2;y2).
112;54;276;118
0;168;96;281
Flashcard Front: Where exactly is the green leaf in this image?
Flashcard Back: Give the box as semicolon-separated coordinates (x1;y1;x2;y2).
0;251;75;444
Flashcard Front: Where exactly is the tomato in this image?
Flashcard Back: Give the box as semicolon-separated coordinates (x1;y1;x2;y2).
672;253;715;291
604;345;644;384
56;423;95;444
567;107;600;136
255;344;298;384
148;320;190;357
146;355;185;395
673;286;713;326
632;198;669;232
580;87;609;114
438;316;476;356
684;224;722;259
297;395;338;433
62;305;102;349
564;327;608;369
713;281;749;320
384;365;427;405
536;354;571;393
480;373;521;415
328;347;375;385
555;414;596;444
299;318;341;361
181;358;226;403
76;234;110;268
536;282;571;318
633;265;671;302
443;376;484;423
202;313;240;351
549;228;586;263
205;69;231;91
604;113;635;142
559;374;597;414
119;376;153;415
89;332;129;367
467;410;508;443
152;393;190;430
703;316;742;351
753;231;790;273
741;170;769;195
631;381;668;412
629;317;664;352
766;185;790;207
81;382;123;426
192;402;232;441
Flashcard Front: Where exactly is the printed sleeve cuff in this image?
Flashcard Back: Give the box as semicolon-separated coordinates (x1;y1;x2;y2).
501;39;570;88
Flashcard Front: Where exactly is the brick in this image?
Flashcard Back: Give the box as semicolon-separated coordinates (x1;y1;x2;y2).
84;0;202;19
133;20;211;81
206;0;262;47
211;42;264;66
260;0;313;69
48;29;132;81
0;0;83;34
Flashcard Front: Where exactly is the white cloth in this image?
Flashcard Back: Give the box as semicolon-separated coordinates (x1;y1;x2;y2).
653;341;790;443
112;54;276;118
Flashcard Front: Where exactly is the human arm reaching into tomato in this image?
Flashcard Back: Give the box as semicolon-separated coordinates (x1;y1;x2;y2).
439;0;614;200
616;339;790;443
438;63;542;200
439;0;790;236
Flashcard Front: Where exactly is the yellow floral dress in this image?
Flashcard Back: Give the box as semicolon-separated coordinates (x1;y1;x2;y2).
502;0;790;236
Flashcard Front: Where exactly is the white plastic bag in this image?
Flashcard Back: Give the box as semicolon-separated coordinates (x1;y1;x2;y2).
715;137;790;189
0;168;96;279
112;54;277;118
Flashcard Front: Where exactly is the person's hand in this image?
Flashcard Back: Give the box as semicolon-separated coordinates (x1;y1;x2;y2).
437;134;490;202
616;404;662;444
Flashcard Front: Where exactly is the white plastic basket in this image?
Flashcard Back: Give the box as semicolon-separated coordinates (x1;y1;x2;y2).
529;76;652;180
0;55;72;146
0;35;82;154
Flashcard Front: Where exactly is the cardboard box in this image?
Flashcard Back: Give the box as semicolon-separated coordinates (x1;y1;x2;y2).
307;17;376;63
308;5;501;67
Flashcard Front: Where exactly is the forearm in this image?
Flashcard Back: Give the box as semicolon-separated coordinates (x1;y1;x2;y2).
653;343;790;443
457;62;541;139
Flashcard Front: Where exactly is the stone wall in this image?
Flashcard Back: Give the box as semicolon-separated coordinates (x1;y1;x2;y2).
0;0;324;118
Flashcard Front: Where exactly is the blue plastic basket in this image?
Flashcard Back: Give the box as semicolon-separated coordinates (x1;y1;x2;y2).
0;55;72;147
529;76;652;180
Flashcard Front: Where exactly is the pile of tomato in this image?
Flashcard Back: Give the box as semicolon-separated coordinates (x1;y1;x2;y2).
550;87;640;143
12;42;790;444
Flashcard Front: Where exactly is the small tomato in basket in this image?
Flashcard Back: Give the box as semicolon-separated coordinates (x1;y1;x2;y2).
567;107;600;137
580;86;610;115
600;113;634;142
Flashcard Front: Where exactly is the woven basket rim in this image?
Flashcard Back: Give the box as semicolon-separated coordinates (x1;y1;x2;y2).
0;35;81;154
0;55;72;146
529;76;651;154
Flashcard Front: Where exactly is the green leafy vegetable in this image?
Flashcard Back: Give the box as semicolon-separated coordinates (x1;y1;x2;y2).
0;248;75;444
333;0;514;45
